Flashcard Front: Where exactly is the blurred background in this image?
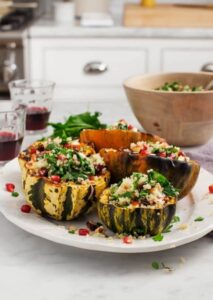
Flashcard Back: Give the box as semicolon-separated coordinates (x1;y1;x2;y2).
1;0;213;101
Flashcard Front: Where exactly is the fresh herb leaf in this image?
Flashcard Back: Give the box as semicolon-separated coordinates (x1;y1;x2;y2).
163;224;173;233
68;230;76;234
11;191;19;197
148;170;179;197
152;261;160;270
49;112;106;139
152;233;164;242
194;216;204;222
172;215;180;223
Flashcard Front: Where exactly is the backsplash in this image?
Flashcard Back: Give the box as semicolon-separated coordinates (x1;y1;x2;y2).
44;0;212;14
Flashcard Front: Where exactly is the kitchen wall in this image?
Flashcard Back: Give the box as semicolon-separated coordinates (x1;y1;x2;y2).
44;0;212;15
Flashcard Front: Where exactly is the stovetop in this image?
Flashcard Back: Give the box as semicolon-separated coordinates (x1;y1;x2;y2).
0;9;33;32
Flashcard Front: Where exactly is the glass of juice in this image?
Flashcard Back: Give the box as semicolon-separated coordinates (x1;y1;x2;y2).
9;79;55;134
0;106;26;165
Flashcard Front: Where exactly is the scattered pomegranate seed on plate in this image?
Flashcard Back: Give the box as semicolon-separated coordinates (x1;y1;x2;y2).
123;236;133;244
5;183;15;192
21;204;31;213
78;228;90;236
209;185;213;194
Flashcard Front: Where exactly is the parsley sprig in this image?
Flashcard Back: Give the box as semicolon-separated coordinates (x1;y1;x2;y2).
48;112;106;139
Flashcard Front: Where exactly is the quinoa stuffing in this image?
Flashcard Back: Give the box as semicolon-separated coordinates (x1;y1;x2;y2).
130;140;190;162
108;119;138;132
21;137;106;184
108;170;178;208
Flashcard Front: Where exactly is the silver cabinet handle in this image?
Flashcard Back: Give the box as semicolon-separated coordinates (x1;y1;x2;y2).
201;62;213;73
84;62;108;75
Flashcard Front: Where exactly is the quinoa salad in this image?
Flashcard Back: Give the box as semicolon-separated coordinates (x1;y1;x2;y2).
130;140;190;162
108;170;178;209
108;119;138;132
19;137;106;184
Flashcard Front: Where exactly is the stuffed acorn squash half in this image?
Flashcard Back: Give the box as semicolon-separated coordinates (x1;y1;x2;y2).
98;170;177;235
18;137;110;221
100;140;200;199
80;119;165;151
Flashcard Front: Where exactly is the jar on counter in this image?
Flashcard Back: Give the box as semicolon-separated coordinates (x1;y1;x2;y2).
75;0;110;18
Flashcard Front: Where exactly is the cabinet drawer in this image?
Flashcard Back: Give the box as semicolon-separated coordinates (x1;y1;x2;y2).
42;48;148;87
161;48;213;72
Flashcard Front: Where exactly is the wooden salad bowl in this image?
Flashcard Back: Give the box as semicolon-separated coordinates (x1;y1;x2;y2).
124;72;213;146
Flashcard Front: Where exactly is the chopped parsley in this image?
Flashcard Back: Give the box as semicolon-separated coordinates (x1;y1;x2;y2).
172;215;180;223
152;261;160;270
40;144;95;182
194;217;204;222
11;191;19;197
152;233;164;242
156;81;203;92
109;170;178;208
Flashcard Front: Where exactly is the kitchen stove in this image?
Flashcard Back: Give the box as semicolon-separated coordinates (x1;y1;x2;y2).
0;9;33;31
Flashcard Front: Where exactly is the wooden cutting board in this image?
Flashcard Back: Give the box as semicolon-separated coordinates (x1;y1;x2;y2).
123;4;213;28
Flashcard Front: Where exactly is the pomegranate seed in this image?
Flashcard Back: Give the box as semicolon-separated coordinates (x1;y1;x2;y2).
159;152;166;158
209;185;213;193
51;175;61;183
64;143;72;149
78;228;90;236
139;149;148;155
29;147;37;155
21;204;31;213
131;201;139;207
123;236;133;244
178;151;185;157
5;183;15;192
128;124;133;130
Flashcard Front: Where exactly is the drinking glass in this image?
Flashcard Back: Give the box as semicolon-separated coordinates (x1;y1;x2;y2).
9;79;55;134
0;106;26;165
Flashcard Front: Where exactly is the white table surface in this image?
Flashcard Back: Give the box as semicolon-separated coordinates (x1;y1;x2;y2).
0;100;212;300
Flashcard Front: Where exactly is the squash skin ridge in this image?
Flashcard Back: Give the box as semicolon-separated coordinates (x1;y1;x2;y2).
18;157;110;221
98;189;176;235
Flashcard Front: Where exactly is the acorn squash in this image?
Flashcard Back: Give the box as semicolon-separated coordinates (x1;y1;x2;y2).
99;149;200;199
80;129;164;151
98;171;177;235
19;158;110;221
18;137;110;221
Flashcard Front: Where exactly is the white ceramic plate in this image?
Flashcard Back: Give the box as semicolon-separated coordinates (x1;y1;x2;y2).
0;158;213;253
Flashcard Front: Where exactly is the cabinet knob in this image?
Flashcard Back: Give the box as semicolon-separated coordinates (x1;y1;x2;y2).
201;63;213;73
84;62;108;74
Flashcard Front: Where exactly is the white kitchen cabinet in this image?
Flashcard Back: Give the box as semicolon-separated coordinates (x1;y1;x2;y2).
28;38;149;101
160;40;213;72
27;37;213;101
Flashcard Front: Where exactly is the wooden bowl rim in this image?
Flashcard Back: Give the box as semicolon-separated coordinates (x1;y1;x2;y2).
123;72;213;95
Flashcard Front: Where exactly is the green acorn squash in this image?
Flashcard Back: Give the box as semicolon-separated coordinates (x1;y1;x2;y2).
99;149;200;199
19;156;110;221
98;171;177;235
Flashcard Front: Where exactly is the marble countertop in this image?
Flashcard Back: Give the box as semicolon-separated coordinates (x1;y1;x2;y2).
0;100;212;300
27;17;213;39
